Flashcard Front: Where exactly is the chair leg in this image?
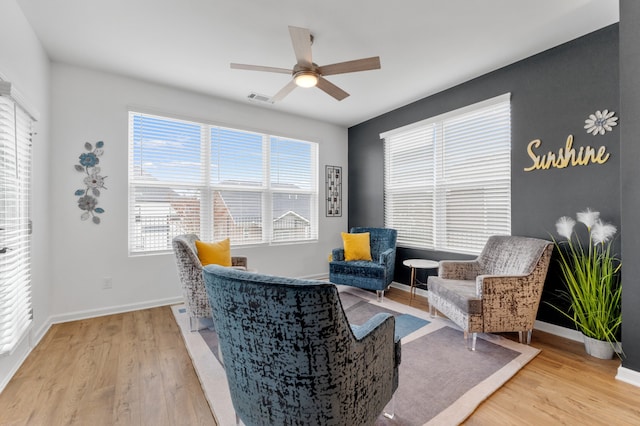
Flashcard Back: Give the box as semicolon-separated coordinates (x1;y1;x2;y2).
383;392;396;419
190;316;215;332
464;331;477;351
519;330;532;345
429;303;437;318
218;345;225;366
376;290;384;303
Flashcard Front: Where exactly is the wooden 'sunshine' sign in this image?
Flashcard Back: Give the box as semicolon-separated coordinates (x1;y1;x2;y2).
524;134;610;172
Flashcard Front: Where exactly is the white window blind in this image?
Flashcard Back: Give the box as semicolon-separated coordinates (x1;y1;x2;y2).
0;84;34;355
270;136;317;242
210;126;264;245
129;114;203;253
129;112;318;255
382;94;511;254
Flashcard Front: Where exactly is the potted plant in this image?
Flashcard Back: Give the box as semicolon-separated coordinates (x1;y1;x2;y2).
549;208;622;359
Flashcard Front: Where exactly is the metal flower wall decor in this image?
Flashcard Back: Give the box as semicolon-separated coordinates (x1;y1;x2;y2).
584;110;618;135
74;141;107;224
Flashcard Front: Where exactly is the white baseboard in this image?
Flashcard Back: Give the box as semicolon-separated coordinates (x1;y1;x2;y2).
0;336;31;394
533;319;583;342
49;296;184;325
616;366;640;387
1;316;60;394
530;321;627;358
32;319;52;352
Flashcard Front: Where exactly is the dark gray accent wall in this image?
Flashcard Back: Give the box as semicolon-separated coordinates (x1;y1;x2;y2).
620;0;640;373
349;25;620;329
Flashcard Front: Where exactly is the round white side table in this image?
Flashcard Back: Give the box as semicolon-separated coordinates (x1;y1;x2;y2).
402;259;439;304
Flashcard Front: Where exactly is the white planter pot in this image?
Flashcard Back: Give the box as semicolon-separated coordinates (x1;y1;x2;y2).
582;334;615;360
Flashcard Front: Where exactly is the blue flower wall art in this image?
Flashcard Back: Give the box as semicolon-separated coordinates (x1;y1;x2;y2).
74;141;107;224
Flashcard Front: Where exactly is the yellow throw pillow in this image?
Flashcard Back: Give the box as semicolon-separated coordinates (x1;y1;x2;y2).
341;232;372;261
195;238;232;267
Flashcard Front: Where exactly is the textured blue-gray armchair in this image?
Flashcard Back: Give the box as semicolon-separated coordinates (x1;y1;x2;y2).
329;227;398;301
202;265;400;426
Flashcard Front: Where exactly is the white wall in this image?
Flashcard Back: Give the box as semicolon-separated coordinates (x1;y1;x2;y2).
0;1;347;391
49;63;348;319
0;0;52;391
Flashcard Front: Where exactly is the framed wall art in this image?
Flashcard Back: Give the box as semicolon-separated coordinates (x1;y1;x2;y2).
325;165;342;217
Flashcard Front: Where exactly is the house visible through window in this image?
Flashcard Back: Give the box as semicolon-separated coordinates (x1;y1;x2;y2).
381;93;511;255
0;82;35;355
128;112;318;255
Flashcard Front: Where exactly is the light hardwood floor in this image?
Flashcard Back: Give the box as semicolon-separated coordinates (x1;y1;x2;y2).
1;288;639;425
0;307;215;426
394;289;640;426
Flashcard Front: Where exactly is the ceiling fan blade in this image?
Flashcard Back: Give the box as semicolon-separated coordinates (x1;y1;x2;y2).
271;80;298;102
230;63;292;74
318;56;381;76
316;77;349;101
288;26;313;68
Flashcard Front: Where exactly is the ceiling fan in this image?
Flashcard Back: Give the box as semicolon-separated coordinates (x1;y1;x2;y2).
230;26;381;102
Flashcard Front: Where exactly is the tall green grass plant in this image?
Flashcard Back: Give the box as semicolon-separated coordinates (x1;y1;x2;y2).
549;209;622;347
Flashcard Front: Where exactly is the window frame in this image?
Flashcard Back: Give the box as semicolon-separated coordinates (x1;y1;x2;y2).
128;111;319;256
381;93;511;255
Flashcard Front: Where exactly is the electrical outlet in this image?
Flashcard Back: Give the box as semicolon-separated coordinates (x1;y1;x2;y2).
102;277;113;290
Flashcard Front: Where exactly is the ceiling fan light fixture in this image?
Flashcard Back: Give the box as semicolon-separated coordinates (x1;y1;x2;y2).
231;26;380;102
294;71;318;88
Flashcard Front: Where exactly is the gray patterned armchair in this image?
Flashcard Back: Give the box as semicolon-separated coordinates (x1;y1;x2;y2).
172;234;247;331
202;265;400;426
329;227;397;301
427;235;553;351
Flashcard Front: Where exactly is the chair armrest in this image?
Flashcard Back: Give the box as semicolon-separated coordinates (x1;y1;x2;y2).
351;312;401;367
232;256;248;269
332;247;345;261
477;273;544;330
351;312;392;339
379;248;394;265
478;273;528;291
439;260;481;280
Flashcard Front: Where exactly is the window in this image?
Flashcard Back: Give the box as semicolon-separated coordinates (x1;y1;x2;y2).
0;82;35;355
128;112;318;255
382;94;511;254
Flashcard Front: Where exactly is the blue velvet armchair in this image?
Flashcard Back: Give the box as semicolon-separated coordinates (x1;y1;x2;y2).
329;227;398;301
202;265;400;426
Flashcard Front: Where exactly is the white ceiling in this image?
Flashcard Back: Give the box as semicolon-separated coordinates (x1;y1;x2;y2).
17;0;619;127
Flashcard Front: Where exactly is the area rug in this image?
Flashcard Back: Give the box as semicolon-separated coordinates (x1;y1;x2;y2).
171;286;540;425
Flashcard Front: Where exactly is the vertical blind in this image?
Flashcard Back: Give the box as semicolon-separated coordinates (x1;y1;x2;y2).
128;112;318;255
0;85;34;355
382;94;511;254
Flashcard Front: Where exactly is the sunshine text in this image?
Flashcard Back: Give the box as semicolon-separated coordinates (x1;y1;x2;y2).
524;135;610;172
